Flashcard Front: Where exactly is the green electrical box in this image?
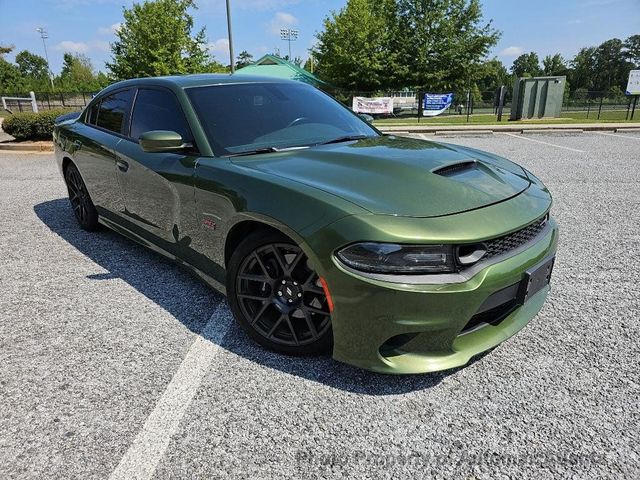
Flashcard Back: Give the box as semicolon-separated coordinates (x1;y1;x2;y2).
510;76;566;120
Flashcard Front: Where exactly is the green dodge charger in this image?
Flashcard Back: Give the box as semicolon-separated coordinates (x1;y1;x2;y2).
53;75;558;374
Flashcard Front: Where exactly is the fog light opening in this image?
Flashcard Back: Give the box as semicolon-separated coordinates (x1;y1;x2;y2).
379;332;420;357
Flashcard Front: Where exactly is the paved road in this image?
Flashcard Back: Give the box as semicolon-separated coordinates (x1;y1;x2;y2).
1;132;639;479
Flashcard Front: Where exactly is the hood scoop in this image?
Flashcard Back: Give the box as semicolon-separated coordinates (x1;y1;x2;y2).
433;161;478;177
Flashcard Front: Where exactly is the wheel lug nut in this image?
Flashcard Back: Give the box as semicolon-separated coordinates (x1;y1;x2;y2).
282;280;286;284
297;293;302;297
288;299;293;303
277;291;282;296
293;282;298;286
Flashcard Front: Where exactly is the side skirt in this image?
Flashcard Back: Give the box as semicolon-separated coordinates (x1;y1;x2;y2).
98;216;228;296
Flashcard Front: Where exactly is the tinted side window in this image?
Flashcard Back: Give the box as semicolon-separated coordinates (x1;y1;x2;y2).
87;102;100;125
130;88;192;142
96;89;133;134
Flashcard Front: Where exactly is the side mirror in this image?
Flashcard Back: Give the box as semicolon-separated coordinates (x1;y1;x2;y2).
139;130;192;153
358;113;374;123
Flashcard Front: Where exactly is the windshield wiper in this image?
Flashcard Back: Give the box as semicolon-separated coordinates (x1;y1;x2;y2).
227;147;281;157
228;145;310;158
317;134;369;146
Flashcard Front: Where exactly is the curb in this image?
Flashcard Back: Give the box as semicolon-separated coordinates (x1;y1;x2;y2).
377;123;638;134
435;130;494;136
0;142;53;152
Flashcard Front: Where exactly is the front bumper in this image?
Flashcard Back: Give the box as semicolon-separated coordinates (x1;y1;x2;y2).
310;216;558;374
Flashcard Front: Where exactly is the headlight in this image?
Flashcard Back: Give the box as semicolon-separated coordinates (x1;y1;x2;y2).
336;243;456;274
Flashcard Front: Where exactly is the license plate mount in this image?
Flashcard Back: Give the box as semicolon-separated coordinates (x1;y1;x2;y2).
518;256;555;304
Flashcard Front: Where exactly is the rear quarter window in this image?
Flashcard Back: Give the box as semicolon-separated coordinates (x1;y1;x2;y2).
86;102;100;125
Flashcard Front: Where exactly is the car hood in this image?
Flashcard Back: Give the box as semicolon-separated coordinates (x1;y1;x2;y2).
232;135;531;217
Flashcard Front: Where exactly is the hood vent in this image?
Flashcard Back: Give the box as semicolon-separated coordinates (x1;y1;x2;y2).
433;161;477;177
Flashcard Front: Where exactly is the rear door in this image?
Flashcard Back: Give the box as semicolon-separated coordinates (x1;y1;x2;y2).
71;88;134;216
114;86;199;250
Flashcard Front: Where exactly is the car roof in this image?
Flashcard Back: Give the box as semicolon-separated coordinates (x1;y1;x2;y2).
103;73;299;92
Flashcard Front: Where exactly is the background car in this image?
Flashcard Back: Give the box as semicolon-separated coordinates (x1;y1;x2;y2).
53;75;558;374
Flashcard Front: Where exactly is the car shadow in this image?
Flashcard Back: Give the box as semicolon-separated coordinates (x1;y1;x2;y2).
34;198;489;395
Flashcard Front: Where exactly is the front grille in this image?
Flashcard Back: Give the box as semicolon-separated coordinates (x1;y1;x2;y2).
483;215;548;260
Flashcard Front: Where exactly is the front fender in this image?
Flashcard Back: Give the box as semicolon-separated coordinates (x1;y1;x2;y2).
190;157;366;283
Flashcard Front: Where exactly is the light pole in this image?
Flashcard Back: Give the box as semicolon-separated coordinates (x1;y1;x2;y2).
280;28;298;61
225;0;235;73
36;27;54;89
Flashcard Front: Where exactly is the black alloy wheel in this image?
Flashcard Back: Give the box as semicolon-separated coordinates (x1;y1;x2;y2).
64;163;99;231
228;232;333;356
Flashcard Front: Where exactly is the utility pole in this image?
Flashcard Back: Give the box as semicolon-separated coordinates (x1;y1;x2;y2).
225;0;235;73
36;27;54;89
280;28;298;61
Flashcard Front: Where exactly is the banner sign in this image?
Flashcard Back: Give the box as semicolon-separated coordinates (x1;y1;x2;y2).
423;93;454;116
352;97;394;115
626;70;640;95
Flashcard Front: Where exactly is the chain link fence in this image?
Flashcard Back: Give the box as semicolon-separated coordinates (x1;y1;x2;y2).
1;88;637;122
0;91;96;113
324;87;637;122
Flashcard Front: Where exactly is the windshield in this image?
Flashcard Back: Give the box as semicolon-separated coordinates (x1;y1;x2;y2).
186;82;379;156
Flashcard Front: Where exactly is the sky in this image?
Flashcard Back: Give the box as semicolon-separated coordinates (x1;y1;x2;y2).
0;0;638;75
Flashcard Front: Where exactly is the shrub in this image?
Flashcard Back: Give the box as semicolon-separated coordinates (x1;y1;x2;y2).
2;109;77;141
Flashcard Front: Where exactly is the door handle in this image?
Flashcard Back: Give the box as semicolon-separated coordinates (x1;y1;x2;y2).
116;160;129;172
72;140;82;149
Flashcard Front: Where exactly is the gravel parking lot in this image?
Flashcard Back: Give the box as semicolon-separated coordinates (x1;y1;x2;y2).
1;131;639;479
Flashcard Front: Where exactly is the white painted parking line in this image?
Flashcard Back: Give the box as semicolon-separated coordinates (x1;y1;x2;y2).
595;131;640;141
501;132;586;153
109;301;232;480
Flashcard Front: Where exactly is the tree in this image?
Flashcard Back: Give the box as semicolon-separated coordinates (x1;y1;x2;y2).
14;50;50;89
0;58;24;93
235;50;254;69
542;54;568;76
303;56;315;73
475;58;509;99
624;34;640;67
470;83;483;105
592;38;631;91
570;47;596;91
606;85;624;101
204;59;229;73
393;0;500;92
314;0;498;92
107;0;212;79
0;45;14;57
59;53;104;91
95;72;111;89
314;0;393;91
511;52;541;77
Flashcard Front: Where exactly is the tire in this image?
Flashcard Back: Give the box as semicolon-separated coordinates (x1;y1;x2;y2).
227;230;333;356
64;162;100;231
